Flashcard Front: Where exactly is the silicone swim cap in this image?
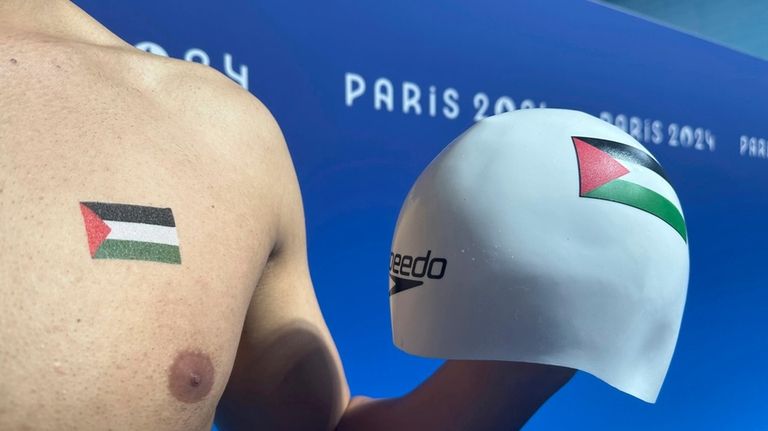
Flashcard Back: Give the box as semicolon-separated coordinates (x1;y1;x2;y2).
389;109;689;403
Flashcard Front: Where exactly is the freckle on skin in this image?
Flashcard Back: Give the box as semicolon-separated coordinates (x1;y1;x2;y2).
53;361;65;375
9;58;17;65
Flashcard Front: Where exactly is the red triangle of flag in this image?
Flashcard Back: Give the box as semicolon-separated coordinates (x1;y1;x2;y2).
573;137;629;195
79;203;111;257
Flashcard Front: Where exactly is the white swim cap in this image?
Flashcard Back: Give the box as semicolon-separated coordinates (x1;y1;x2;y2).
389;109;689;403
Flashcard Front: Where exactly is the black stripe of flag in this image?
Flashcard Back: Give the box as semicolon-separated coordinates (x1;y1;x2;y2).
80;202;176;227
573;136;669;182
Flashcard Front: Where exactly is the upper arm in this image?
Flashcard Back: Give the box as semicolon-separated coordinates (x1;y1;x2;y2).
216;101;350;430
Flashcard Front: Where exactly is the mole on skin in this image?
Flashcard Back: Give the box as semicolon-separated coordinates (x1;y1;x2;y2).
168;350;215;403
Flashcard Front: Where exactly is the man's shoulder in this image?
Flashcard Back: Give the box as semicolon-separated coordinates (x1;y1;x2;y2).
3;32;279;145
128;48;281;145
113;47;289;176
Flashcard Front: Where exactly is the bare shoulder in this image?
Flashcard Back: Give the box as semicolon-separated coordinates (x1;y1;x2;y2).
125;47;286;156
3;32;283;150
123;47;300;245
116;45;297;206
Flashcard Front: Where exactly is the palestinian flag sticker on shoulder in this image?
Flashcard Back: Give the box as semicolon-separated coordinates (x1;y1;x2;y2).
572;136;687;242
79;201;181;264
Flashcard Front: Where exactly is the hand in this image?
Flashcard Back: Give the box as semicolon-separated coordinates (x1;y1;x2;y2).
338;360;575;431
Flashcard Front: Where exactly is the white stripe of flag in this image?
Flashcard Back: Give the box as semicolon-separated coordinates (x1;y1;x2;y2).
104;221;179;246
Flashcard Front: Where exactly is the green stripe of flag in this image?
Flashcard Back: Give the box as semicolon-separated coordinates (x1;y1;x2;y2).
94;239;181;264
586;179;687;242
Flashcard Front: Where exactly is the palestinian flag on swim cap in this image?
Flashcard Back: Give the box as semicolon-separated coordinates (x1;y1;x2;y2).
572;137;687;242
79;201;181;264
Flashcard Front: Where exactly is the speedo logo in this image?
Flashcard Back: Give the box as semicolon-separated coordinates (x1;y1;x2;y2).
389;250;447;296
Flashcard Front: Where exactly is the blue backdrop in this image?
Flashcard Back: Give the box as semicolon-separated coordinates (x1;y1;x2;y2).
77;0;768;429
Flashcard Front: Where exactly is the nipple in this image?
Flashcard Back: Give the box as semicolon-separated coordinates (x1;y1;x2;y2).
168;350;215;403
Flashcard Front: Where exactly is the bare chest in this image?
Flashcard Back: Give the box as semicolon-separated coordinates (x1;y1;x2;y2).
0;75;272;431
